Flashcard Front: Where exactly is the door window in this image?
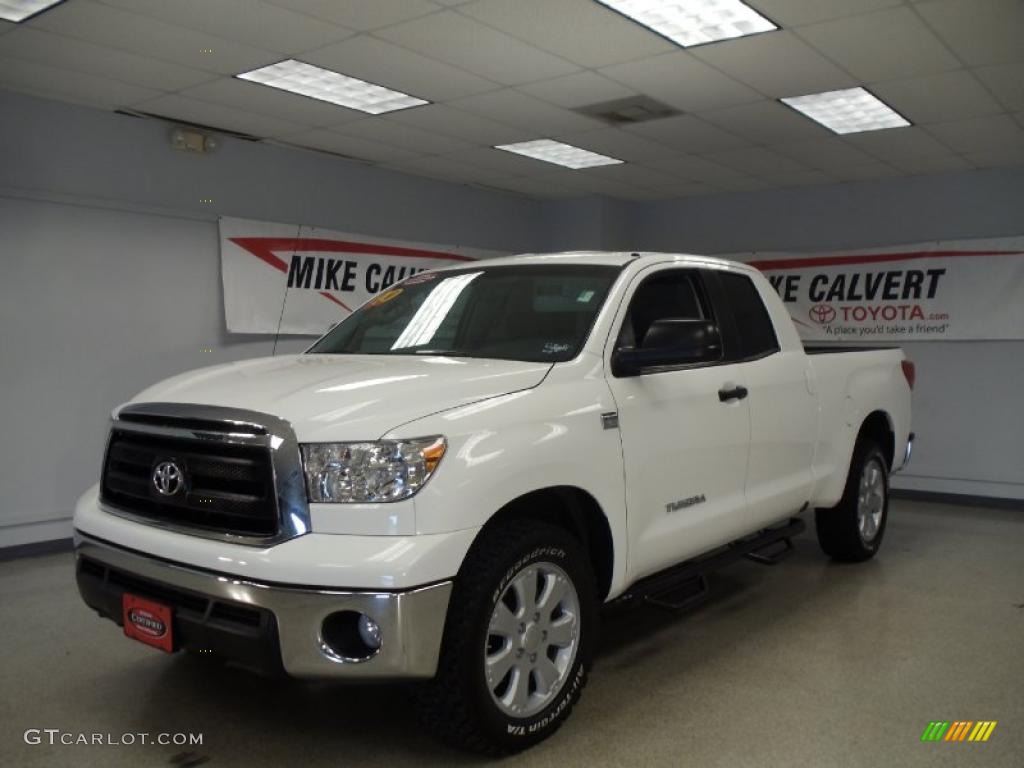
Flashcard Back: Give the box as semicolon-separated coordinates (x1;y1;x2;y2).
616;270;708;350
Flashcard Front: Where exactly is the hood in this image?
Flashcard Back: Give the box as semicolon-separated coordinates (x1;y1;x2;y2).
129;354;551;441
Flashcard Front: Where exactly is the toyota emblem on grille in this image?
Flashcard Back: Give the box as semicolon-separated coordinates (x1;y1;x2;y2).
152;460;185;496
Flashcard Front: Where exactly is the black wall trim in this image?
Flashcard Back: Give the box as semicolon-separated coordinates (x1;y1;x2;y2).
892;489;1024;511
0;537;74;562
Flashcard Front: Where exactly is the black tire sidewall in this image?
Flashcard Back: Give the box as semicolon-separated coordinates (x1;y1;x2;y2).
462;530;596;750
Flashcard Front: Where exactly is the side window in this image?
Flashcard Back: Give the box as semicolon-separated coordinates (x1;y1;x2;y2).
616;270;707;349
716;271;779;359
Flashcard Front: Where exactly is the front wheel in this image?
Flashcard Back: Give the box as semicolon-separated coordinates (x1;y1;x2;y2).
417;519;596;755
815;439;889;562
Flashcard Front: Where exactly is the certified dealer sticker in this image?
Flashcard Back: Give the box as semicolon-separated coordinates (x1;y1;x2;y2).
122;594;174;652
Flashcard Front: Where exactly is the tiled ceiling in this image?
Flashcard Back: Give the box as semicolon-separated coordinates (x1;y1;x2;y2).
1;0;1023;200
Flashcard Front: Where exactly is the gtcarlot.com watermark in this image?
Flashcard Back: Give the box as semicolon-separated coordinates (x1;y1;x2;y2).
24;729;203;747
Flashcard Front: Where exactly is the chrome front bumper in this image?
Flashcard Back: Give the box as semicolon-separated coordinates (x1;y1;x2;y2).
75;533;452;680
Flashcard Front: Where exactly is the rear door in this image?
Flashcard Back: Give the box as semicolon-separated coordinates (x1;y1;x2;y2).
704;269;816;529
605;266;752;583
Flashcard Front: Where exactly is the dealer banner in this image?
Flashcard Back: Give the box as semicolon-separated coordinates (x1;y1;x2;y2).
740;238;1024;342
220;216;500;335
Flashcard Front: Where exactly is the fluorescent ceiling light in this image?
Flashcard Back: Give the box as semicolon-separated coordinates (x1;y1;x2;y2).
495;140;624;169
237;59;428;115
0;0;63;22
781;87;910;135
596;0;777;47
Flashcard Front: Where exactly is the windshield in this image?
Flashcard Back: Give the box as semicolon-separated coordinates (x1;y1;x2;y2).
308;264;621;363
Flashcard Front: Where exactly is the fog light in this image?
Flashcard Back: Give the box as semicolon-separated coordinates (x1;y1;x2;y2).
320;610;381;662
358;614;382;650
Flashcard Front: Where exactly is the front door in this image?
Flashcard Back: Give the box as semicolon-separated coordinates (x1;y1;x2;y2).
605;267;752;584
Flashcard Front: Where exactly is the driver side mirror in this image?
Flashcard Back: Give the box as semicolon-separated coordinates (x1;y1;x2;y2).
612;319;722;377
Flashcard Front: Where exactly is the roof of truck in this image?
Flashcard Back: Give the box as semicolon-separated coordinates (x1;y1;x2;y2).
443;251;748;271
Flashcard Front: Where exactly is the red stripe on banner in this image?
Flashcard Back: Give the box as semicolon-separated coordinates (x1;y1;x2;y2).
748;250;1024;271
318;291;352;312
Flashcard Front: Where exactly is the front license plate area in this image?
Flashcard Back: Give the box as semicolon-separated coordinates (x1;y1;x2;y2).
122;593;174;653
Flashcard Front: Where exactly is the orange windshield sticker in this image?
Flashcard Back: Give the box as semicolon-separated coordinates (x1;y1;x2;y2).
369;288;403;307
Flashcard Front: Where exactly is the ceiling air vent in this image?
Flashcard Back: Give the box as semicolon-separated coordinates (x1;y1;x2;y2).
573;96;681;125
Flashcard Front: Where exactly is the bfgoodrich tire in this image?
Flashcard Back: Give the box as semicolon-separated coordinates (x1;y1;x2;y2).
417;519;597;755
815;439;889;562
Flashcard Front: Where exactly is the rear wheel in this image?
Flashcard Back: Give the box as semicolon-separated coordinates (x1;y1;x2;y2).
815;439;889;562
417;519;596;755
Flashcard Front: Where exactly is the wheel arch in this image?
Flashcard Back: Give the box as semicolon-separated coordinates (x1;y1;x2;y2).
470;486;615;602
858;410;895;471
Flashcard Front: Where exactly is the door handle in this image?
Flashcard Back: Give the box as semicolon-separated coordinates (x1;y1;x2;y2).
718;385;748;402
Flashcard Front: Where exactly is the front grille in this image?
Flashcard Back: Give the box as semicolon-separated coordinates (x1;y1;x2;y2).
101;428;277;536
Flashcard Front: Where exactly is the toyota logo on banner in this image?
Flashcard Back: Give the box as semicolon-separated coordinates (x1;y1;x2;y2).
809;304;837;325
152;460;185;496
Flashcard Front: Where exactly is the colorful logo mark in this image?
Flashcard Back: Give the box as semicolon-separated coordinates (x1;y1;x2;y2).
921;721;997;742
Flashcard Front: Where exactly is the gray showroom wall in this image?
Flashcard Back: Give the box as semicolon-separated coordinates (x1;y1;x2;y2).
2;88;1021;549
626;171;1024;502
0;90;550;548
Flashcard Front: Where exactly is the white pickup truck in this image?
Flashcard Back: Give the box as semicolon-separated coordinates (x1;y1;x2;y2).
74;252;913;753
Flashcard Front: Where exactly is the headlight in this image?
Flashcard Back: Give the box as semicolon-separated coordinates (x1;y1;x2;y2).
300;437;446;503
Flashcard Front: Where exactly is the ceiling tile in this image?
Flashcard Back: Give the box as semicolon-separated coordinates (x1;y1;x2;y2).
334;118;476;155
0;27;215;92
448;90;605;134
704;146;809;174
480;176;579;198
132;93;307;137
0;55;162;109
458;0;674;68
751;0;904;27
517;71;636;109
623;114;752;153
28;0;277;75
375;11;579;86
553;128;680;163
886;153;973;174
701;100;831;144
796;6;960;82
600;51;762;113
714;175;772;191
871;70;1003;125
384;103;527;144
384;154;510;183
302;34;498;103
637;153;748;183
264;0;440;31
277;129;423;163
924;114;1024;153
94;0;353;54
830;163;902;181
179;77;365;127
756;168;835;187
578;163;683;191
915;0;1024;67
844;125;953;159
693;31;857;98
772;137;878;169
974;63;1024;112
450;146;561;175
961;147;1024;169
